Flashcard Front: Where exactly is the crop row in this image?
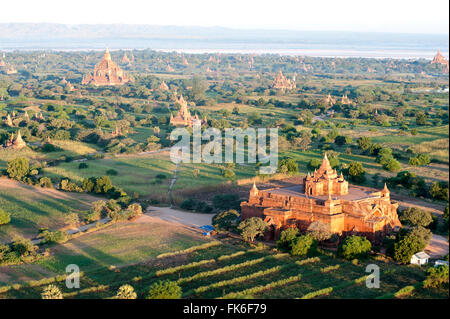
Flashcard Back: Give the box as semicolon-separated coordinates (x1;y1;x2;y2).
156;241;221;259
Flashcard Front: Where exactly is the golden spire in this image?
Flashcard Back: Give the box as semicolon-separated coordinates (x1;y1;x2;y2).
251;181;259;196
103;48;111;61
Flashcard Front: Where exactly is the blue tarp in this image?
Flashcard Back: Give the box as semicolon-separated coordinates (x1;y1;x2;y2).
199;225;214;232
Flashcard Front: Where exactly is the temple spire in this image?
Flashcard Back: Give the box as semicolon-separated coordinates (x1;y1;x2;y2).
250;181;259;197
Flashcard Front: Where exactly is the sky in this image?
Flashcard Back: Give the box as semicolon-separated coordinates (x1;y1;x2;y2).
0;0;448;34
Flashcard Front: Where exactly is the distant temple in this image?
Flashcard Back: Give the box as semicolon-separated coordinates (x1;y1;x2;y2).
166;64;175;72
431;50;447;65
159;81;169;91
121;53;131;64
4;113;13;127
340;94;351;105
272;71;296;90
431;50;449;73
324;94;336;107
2;131;27;150
82;48;133;86
169;95;206;127
241;154;401;242
0;60;17;75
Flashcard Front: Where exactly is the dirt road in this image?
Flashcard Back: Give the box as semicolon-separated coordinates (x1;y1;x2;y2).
145;205;214;228
425;234;449;258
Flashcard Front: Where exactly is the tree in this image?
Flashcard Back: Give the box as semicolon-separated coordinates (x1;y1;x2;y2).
7;157;29;180
278;158;298;174
41;285;63;299
357;136;371;152
399;208;433;227
291;234;317;256
94;176;113;194
335;135;351;146
212;194;240;211
393;234;423;264
276;227;299;252
307;158;321;171
64;213;80;228
293;131;312;151
212;209;240;231
338;235;372;260
408;226;432;249
383;157;401;172
115;284;137;299
306;221;332;242
415;112;427;125
347;161;366;183
0;209;11;226
237;217;267;242
423;265;449;288
147;280;182;299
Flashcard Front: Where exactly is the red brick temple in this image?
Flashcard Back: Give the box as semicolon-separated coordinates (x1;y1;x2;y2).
241;154;402;242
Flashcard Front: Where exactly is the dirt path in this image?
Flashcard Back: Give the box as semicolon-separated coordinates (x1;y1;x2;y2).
146;205;214;228
168;163;179;207
425;234;449;258
393;196;446;215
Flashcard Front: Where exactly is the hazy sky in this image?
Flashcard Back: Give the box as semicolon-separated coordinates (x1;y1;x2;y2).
1;0;448;34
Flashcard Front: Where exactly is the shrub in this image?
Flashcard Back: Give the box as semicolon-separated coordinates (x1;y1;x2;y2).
180;198;197;210
196;201;213;213
278;157;298;174
409;154;430;166
147;280;182;299
115;284;137;299
222;168;235;179
39;177;53;188
291;234;317;256
12;236;37;257
212;194;240;211
106;169;118;176
0;209;11;225
383;157;401;172
64;213;80;228
307;159;321;171
423;265;449;288
41;285;63;299
78;162;88;169
212;209;240;231
7;157;29;180
38;230;68;244
347;161;366;183
338;235;372;260
276;228;299;252
41;143;58;152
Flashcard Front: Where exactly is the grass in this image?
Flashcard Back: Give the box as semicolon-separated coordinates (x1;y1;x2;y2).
43;153;176;197
0;177;98;243
1;232;448;299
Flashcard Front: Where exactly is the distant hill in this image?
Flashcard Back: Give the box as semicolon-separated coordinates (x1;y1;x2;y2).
0;23;448;57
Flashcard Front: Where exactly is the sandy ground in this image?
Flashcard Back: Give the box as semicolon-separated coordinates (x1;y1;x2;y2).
145;205;214;228
425;234;449;258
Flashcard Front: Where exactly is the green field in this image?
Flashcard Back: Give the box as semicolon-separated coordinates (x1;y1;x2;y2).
0;233;446;299
0;178;99;243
